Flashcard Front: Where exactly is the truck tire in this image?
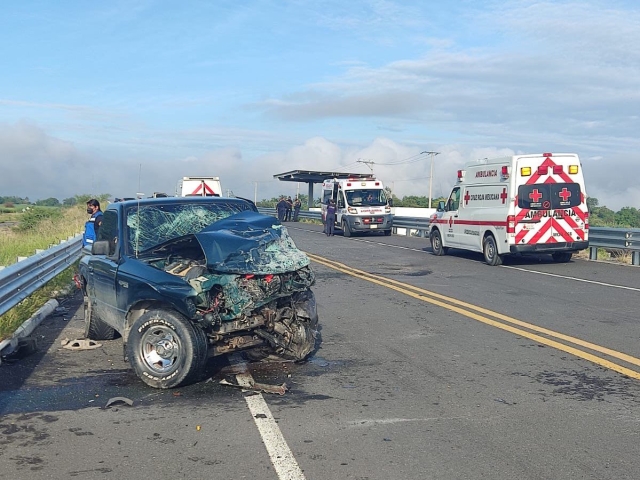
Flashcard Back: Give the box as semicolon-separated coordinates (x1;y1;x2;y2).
384;229;392;236
552;252;572;263
84;296;117;341
342;220;352;237
483;234;503;266
126;309;208;389
430;230;448;256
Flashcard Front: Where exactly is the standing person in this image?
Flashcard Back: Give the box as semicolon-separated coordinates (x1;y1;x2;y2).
325;199;337;236
83;199;103;248
276;196;287;221
293;197;302;221
285;196;293;222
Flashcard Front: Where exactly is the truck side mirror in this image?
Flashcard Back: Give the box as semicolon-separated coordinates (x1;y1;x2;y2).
388;198;393;207
437;200;446;212
91;240;110;256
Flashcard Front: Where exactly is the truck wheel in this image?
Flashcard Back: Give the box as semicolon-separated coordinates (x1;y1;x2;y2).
126;309;208;389
483;235;503;266
342;220;352;237
84;296;117;340
552;252;572;263
430;230;448;256
384;229;392;236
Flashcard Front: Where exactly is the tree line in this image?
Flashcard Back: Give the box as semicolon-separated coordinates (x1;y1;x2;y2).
3;193;638;228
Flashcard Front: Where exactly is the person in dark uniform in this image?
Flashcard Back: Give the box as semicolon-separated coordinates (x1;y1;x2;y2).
83;199;103;248
276;196;287;221
325;199;337;236
293;197;302;221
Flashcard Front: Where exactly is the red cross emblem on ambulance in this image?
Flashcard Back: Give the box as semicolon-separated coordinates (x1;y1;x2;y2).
558;187;572;201
464;191;471;205
448;216;454;228
529;189;542;202
500;188;508;204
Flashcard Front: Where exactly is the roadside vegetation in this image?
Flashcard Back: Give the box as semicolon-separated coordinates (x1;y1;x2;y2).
0;194;109;343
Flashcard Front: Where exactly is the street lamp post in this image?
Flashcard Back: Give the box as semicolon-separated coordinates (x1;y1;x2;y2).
425;151;440;209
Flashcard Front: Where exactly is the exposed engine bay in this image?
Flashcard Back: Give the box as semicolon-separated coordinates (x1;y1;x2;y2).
141;215;318;360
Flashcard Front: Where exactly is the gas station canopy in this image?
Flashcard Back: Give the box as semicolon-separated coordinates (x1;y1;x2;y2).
273;170;371;207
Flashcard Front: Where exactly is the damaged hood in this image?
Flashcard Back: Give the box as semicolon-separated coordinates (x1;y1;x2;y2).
194;210;310;275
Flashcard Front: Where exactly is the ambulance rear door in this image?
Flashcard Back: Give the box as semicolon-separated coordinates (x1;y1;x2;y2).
513;154;588;248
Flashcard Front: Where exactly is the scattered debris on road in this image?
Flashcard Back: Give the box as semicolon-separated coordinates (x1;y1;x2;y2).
219;373;288;395
105;397;134;408
62;339;102;350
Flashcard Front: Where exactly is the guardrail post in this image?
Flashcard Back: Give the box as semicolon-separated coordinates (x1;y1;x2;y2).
589;246;598;260
633;251;640;266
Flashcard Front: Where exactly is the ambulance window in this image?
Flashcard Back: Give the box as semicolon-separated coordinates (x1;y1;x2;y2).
550;183;581;208
518;183;581;210
338;191;345;208
322;190;332;205
518;185;550;210
447;188;460;211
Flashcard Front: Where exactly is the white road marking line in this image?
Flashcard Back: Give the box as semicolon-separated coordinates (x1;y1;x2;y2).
235;371;306;480
500;265;640;292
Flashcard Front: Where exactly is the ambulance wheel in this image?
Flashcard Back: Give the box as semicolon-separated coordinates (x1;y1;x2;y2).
483;235;503;266
384;229;392;236
430;230;448;256
552;252;572;263
342;220;352;237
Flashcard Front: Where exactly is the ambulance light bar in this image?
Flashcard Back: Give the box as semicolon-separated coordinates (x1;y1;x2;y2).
553;165;563;174
521;167;532;176
457;170;465;180
501;166;509;178
538;166;548;175
543;153;553;157
568;165;579;174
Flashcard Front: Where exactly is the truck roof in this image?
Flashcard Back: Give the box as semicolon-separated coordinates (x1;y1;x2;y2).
107;196;254;211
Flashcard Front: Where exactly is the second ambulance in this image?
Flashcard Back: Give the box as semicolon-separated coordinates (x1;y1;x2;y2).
429;153;589;266
321;175;393;237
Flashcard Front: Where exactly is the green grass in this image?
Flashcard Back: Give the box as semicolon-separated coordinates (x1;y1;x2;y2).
0;205;88;342
0;265;77;342
0;206;86;266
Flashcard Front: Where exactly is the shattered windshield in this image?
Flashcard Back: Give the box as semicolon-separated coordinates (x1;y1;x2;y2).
126;202;253;254
346;189;388;207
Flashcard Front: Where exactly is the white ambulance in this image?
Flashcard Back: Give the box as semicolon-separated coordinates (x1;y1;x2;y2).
429;153;589;265
321;175;393;237
179;176;222;197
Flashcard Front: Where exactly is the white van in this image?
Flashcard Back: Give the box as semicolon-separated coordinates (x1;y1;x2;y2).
429;153;589;265
321;176;393;236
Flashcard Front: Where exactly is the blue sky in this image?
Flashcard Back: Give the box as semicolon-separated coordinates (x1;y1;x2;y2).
1;0;639;209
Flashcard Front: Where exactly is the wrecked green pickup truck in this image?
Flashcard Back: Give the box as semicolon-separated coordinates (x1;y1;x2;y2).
78;197;318;389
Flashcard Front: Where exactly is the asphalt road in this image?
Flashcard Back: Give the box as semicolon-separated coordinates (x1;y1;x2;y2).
1;223;639;479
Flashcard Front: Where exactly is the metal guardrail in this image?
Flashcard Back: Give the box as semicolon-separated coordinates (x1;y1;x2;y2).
0;215;637;319
0;235;83;317
588;227;640;265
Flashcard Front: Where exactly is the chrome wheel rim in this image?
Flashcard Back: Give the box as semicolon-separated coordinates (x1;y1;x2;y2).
140;326;180;373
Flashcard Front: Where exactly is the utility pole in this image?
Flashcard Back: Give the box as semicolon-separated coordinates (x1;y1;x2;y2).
357;159;375;174
252;181;258;204
425;151;440;208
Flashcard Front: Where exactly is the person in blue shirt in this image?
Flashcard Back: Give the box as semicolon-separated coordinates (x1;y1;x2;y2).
83;199;103;248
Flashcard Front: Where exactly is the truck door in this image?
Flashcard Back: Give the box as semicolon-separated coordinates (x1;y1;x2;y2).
441;187;462;246
88;210;122;330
